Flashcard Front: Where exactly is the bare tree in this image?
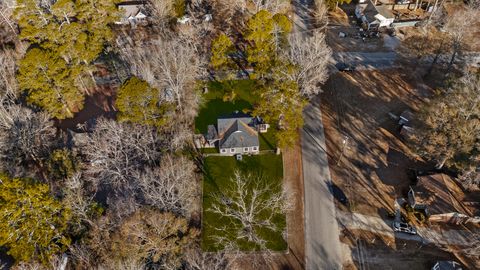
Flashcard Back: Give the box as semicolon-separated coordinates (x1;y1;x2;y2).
286;31;332;97
313;0;329;26
137;154;198;216
147;0;173;26
0;102;57;177
63;173;98;231
442;4;480;73
118;36;203;124
0;0;17;38
0;48;19;98
184;246;235;270
207;171;292;249
82;118;163;190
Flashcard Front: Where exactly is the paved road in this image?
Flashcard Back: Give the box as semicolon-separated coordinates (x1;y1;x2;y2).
333;52;398;70
292;0;344;269
302;98;344;270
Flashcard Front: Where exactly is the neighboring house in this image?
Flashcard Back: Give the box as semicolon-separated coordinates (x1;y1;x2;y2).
355;0;395;30
432;261;463;270
408;173;478;224
204;112;269;156
115;1;148;25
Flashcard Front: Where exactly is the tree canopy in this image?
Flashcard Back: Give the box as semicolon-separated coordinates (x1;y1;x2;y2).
116;77;174;128
17;48;85;118
412;73;480;170
15;0;120;119
0;174;72;263
210;33;235;71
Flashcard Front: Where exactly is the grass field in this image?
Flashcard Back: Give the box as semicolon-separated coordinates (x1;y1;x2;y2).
202;154;286;251
195;80;277;150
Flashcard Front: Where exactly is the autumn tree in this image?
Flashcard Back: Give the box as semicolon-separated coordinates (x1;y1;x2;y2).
207;171;291;250
0;103;57;177
0;174;72;264
116;77;174;128
109;208;199;269
412;72;480;171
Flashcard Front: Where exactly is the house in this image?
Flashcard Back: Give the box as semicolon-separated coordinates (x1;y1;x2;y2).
432;261;463;270
205;112;269;156
355;0;395;30
115;1;148;25
408;174;478;224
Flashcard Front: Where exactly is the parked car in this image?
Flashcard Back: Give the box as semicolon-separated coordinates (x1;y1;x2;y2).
336;62;356;72
392;221;417;235
396;0;411;4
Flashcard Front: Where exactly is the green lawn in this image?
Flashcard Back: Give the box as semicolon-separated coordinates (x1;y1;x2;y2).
195;80;277;150
202;154;286;251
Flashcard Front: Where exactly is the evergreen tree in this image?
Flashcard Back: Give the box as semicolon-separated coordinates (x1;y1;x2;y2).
17;48;84;119
210;33;235;71
0;174;72;264
15;0;120;118
116;77;173;128
253;79;306;148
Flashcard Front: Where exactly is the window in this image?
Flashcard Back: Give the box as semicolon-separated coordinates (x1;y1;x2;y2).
244;147;249;152
230;148;235;153
221;149;226;153
253;146;258;151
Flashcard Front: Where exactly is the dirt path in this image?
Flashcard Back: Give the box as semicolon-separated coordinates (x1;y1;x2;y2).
337;211;477;246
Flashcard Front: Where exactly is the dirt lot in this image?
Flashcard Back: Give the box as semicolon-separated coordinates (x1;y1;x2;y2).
321;68;431;216
341;229;459;270
327;6;392;53
320;68;480;268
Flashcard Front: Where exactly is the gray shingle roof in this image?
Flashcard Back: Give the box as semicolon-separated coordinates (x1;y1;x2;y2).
217;115;259;149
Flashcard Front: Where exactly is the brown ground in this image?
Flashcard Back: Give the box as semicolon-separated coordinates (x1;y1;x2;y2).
341;229;460;270
321;68;432;216
232;141;305;270
320;68;480;268
327;6;391;53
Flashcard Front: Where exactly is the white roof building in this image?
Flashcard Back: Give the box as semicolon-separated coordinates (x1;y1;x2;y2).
115;1;148;25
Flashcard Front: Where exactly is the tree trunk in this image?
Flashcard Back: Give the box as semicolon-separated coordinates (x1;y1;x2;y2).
424;51;440;77
435;156;448;169
446;49;457;74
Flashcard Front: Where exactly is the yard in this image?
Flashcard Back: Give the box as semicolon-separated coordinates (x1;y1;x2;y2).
201;154;287;252
195;79;278;151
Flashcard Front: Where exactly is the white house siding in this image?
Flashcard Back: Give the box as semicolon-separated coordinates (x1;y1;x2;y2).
220;146;259;156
